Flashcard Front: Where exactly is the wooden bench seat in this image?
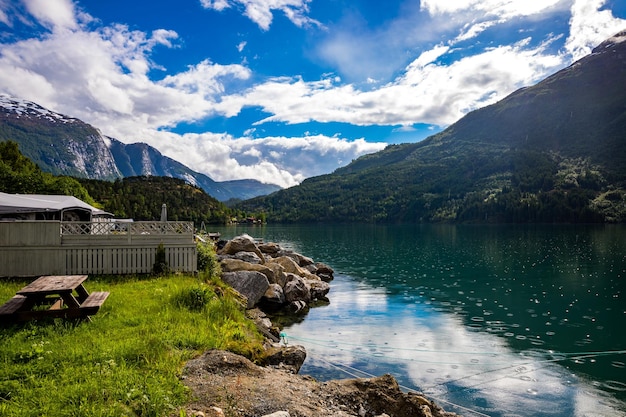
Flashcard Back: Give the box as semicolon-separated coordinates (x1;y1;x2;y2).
79;291;110;315
0;295;27;316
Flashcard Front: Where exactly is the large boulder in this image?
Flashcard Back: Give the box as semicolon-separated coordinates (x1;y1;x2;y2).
308;279;331;301
277;250;314;267
258;242;281;256
272;256;318;281
314;262;334;282
264;344;307;374
283;274;311;303
220;234;265;264
261;283;286;306
221;259;277;283
226;251;263;264
221;271;270;309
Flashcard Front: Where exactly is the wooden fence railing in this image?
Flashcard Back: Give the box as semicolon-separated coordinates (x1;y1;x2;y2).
0;221;197;277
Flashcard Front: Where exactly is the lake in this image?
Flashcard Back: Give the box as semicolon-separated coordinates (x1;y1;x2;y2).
213;224;626;417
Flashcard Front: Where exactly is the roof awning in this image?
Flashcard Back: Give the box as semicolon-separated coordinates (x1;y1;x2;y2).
0;192;112;217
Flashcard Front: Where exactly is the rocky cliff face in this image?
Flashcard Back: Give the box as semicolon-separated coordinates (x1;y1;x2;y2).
0;93;280;201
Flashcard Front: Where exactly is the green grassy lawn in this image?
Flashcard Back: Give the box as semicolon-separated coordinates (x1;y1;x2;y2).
0;273;265;416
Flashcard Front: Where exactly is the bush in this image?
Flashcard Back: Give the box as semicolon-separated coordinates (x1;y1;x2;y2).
197;241;221;279
152;243;170;276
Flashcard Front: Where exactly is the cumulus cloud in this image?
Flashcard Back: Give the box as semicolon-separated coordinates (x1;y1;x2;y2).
199;0;320;31
419;0;565;18
144;131;385;188
1;0;625;190
565;0;626;60
219;38;564;127
22;0;78;30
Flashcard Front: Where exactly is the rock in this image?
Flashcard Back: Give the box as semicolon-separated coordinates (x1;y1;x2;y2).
229;251;263;264
261;283;286;306
288;300;308;313
262;412;290;417
258;242;281;255
263;261;287;286
277;250;314;267
284;274;311;303
221;258;277;283
182;350;460;417
221;271;270;309
272;256;318;280
206;407;225;417
264;344;307;374
308;279;330;301
314;262;335;281
220;234;265;264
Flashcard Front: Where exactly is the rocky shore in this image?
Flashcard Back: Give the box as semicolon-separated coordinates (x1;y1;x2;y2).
178;234;459;417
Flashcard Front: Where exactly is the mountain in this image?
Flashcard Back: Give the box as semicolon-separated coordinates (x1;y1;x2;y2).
0;94;280;201
238;31;626;223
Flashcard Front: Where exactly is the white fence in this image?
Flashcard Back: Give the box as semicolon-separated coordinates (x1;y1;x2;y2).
0;221;197;277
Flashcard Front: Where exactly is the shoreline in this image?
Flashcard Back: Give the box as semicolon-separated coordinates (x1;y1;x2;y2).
179;234;460;417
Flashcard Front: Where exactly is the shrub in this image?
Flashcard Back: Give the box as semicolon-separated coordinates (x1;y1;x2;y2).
152;243;170;276
197;241;221;279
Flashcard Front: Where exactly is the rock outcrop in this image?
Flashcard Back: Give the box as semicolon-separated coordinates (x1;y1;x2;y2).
181;350;460;417
217;234;334;314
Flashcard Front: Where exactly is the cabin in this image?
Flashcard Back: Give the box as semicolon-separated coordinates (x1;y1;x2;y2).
0;193;197;277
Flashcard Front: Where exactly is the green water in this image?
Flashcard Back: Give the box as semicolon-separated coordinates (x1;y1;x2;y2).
214;224;626;417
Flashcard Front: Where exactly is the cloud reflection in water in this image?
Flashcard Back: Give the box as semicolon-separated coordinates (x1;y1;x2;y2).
284;275;626;417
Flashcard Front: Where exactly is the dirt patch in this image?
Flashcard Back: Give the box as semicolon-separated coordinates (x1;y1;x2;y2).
180;349;459;417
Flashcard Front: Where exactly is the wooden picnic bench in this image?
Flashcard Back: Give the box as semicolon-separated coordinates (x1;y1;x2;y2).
0;275;109;324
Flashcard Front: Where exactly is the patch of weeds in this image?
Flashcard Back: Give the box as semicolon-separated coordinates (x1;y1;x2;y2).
172;285;216;312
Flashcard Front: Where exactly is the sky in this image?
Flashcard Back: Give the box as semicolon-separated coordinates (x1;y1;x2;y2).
0;1;625;188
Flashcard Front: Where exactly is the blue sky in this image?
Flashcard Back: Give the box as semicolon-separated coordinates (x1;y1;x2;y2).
1;0;625;188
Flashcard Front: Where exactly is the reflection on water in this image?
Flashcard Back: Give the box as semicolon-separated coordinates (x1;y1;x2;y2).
215;224;626;417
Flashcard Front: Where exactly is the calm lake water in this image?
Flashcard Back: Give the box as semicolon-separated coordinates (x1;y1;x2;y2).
213;224;626;417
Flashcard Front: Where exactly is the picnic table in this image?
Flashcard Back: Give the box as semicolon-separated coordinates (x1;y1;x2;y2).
0;275;109;323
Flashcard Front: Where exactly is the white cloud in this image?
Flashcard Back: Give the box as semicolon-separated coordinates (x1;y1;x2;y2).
200;0;321;31
219;38;564;127
144;131;385;188
1;0;624;191
23;0;78;30
420;0;565;18
565;0;626;60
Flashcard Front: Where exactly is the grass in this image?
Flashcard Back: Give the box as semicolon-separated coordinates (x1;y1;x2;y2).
0;272;265;416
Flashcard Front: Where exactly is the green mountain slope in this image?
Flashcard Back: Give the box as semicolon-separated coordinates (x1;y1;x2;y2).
238;31;626;223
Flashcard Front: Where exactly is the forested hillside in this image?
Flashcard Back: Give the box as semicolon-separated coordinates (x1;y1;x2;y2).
1;140;242;224
237;33;626;224
79;176;234;224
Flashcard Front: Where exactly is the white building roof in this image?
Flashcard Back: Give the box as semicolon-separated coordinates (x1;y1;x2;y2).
0;192;111;217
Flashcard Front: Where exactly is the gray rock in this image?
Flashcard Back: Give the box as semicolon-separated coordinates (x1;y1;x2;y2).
308;279;331;301
277;250;314;267
284;275;311;303
262;283;285;305
221;271;270;309
314;262;335;281
288;300;308;313
220;234;265;264
230;251;263;264
265;344;307;374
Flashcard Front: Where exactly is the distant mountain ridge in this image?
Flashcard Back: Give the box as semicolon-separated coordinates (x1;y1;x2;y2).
0;94;280;201
238;31;626;223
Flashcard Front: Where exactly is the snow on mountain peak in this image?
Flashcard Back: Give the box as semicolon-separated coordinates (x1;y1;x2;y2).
0;93;76;124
